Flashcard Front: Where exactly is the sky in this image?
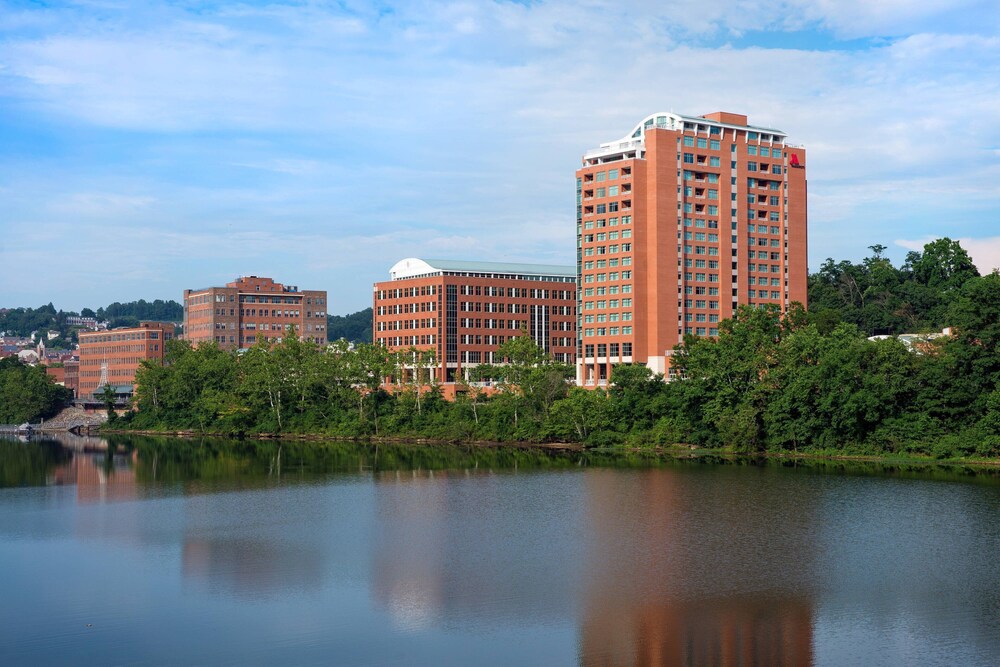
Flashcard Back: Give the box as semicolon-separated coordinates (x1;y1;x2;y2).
1;0;999;315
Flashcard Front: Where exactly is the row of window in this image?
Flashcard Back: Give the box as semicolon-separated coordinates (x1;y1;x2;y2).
584;200;631;215
580;230;632;241
584;184;631;198
683;313;721;322
79;345;160;356
582;326;633;337
748;251;785;261
82;331;164;343
377;319;436;331
581;241;633;253
748;224;782;234
582;270;632;283
682;232;720;242
379;335;436;347
378;302;435;315
241;335;325;345
749;263;784;273
239;295;306;305
583;342;634;358
582;167;629;183
583;298;633;309
377;286;438;300
582;285;632;296
238;309;305;318
582;259;633;271
749;290;784;299
582;313;632;323
582;215;632;229
682;299;720;309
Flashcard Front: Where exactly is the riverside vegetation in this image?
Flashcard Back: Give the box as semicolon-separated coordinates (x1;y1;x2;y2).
109;240;1000;460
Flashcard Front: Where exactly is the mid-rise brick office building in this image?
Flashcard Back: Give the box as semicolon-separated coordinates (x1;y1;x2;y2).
183;276;328;350
576;111;807;386
373;258;576;397
78;321;175;398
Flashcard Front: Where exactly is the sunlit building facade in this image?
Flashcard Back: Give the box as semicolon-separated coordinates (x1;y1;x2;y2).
576;111;807;386
373;258;576;398
183;276;328;350
78;321;175;398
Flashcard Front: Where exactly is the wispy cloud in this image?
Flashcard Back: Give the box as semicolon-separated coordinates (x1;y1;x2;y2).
1;0;998;311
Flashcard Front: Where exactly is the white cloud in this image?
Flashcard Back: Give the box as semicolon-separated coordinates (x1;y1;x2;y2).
1;0;999;310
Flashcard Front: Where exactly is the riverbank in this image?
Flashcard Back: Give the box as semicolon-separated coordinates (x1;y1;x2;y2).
100;427;1000;469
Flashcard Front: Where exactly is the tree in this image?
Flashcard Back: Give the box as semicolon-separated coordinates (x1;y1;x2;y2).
479;331;573;436
99;383;118;423
908;237;979;292
0;358;71;424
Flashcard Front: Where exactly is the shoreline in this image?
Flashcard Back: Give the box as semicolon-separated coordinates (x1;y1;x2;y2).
96;428;1000;469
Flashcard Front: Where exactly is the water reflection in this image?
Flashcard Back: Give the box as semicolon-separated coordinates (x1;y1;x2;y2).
579;468;816;665
371;469;584;630
2;435;1000;665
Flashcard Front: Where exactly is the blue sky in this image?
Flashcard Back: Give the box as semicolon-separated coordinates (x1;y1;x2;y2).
1;0;999;314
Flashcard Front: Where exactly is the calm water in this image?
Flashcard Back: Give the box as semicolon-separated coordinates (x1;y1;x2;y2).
1;435;1000;666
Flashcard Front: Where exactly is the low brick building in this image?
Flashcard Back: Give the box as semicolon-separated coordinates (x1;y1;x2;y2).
78;322;175;398
374;258;576;397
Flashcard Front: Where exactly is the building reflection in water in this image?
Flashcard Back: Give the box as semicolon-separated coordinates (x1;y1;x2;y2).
50;440;138;504
370;468;583;631
579;468;816;667
369;465;818;664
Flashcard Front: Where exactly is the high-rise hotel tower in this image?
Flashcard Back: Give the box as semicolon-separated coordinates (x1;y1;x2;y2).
576;112;807;386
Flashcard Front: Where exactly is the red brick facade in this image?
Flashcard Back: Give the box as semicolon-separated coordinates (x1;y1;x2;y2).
577;112;807;385
373;259;576;397
78;322;175;398
183;276;328;350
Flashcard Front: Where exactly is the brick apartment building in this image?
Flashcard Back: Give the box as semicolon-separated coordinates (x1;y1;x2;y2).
373;258;576;397
576;111;807;386
78;321;175;398
183;276;328;350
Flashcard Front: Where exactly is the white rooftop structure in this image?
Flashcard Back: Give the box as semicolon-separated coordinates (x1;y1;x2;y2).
584;111;789;164
388;258;575;282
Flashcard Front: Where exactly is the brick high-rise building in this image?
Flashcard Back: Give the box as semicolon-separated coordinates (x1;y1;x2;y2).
576;112;807;386
183;276;328;350
78;321;175;398
373;258;576;397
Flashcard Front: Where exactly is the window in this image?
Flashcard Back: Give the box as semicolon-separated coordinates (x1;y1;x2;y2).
697;137;708;148
596;171;606;181
684;136;694;147
710;156;720;167
596;187;605;198
608;168;619;179
608;185;619;196
747;162;758;172
748;145;758;156
683;153;694;163
710;139;720;150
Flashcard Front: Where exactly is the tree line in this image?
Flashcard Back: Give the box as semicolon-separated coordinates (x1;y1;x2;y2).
118;242;999;459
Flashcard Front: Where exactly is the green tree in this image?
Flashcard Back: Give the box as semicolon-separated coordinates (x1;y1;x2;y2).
0;358;71;424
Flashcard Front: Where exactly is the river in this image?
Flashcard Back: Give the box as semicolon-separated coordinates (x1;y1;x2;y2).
1;434;999;666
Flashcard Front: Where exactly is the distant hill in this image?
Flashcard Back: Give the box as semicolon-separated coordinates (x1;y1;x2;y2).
96;299;183;325
327;308;372;343
0;299;183;345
